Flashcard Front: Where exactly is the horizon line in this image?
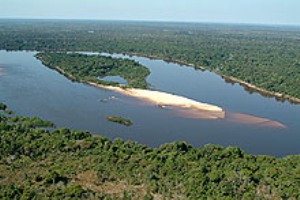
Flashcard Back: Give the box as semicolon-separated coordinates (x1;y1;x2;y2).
1;17;300;28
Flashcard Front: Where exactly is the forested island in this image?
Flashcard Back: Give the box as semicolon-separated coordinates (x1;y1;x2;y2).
1;20;300;102
36;53;150;89
0;103;299;199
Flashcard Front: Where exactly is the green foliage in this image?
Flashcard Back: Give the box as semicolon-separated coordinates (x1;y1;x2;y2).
106;116;133;126
1;20;300;98
0;104;299;199
0;20;300;198
0;103;7;110
7;116;54;128
36;52;150;89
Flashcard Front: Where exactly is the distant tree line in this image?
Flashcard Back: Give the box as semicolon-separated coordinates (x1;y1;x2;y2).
1;20;300;98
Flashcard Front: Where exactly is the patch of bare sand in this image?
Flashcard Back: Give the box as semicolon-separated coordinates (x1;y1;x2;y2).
88;82;224;119
125;88;223;112
171;106;225;119
226;113;286;129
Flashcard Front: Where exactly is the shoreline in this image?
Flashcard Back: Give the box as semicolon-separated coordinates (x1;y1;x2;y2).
220;75;300;104
3;49;300;104
36;55;287;128
123;52;300;104
35;54;225;117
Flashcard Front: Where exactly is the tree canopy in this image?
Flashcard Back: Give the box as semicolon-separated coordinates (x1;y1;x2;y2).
36;52;150;89
1;20;300;99
0;103;299;199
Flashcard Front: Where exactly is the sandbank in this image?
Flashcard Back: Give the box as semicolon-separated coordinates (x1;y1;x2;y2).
227;113;286;129
88;82;225;119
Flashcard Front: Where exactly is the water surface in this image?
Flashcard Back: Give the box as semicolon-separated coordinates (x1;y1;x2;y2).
98;75;128;85
1;50;299;157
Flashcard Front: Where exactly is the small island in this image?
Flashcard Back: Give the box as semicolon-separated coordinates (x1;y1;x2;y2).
106;116;133;126
0;102;7;110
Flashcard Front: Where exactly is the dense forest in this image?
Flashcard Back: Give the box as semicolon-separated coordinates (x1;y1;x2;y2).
1;20;300;199
1;20;300;100
0;103;299;199
36;52;150;89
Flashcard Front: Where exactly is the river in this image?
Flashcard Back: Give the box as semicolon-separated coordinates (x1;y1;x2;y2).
0;50;299;157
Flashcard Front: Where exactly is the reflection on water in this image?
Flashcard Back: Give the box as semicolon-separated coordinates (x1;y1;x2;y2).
0;66;4;76
0;50;299;157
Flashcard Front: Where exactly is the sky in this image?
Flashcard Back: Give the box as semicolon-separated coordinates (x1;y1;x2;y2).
0;0;300;25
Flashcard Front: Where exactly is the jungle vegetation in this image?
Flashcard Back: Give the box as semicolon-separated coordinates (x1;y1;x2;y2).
1;20;300;199
0;103;300;199
0;20;300;99
36;52;150;89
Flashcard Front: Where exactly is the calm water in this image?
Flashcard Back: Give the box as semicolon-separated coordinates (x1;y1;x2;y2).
98;75;128;85
0;50;299;157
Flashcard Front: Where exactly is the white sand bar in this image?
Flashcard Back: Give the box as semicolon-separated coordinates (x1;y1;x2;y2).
88;82;225;119
125;89;223;112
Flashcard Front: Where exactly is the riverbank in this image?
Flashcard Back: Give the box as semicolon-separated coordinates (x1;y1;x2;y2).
123;52;300;104
36;53;287;127
26;51;300;105
36;55;79;82
1;104;299;198
36;53;226;119
221;75;300;104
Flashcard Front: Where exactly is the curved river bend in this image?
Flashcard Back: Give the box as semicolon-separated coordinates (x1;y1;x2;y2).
0;50;299;157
